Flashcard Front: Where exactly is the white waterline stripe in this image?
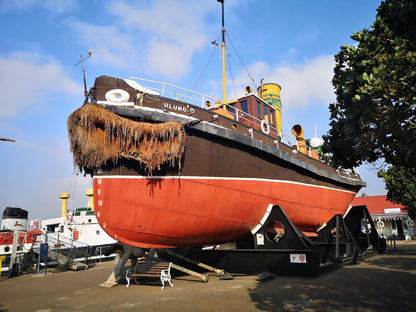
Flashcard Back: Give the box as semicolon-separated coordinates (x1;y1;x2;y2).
94;175;356;194
251;204;274;235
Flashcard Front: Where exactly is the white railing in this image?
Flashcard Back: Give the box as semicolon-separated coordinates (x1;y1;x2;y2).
129;77;288;141
130;77;220;108
128;77;361;180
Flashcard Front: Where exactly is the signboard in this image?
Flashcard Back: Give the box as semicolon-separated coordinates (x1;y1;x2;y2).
290;254;307;264
384;208;401;214
256;233;265;245
1;218;28;231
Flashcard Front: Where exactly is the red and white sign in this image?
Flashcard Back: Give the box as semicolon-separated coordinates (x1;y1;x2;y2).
290;254;307;264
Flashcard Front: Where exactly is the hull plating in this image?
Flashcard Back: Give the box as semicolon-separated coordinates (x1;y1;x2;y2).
94;176;356;248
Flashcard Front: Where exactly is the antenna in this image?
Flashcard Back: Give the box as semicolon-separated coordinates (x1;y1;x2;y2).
75;50;94;101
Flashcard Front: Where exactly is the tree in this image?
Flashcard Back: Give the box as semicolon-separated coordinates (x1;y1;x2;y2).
378;166;416;218
323;0;416;216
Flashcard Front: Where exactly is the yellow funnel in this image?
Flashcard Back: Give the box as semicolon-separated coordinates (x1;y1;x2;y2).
257;83;282;135
59;193;70;217
86;188;94;211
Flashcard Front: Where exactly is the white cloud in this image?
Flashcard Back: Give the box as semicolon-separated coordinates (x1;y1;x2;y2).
66;0;214;80
0;174;93;220
288;48;299;56
64;19;135;69
0;51;81;118
30;175;93;219
233;55;336;111
146;40;192;78
0;134;93;219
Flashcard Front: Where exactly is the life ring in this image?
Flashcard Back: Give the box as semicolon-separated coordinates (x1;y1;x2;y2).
376;220;384;228
261;120;270;135
407;220;414;227
105;89;130;103
66;214;73;223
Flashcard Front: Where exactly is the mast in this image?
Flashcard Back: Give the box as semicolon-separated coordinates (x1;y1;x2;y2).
218;0;226;103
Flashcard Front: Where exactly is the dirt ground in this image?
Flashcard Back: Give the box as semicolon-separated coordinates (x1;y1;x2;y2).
1;244;415;312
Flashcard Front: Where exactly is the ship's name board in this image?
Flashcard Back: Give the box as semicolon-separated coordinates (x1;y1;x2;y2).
164;102;195;114
384;208;401;214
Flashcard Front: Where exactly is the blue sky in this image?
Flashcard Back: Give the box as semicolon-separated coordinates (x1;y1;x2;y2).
0;0;386;220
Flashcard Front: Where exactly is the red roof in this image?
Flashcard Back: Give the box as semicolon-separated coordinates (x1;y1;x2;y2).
351;195;406;215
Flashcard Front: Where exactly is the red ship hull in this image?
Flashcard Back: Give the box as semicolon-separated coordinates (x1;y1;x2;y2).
94;176;356;248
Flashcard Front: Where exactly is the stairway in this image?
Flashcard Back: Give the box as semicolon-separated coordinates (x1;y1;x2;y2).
36;232;93;271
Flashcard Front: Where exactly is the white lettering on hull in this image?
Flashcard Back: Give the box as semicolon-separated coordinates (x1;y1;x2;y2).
164;102;195;114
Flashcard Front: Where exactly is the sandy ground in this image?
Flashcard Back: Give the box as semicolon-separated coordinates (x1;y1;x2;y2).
1;244;415;312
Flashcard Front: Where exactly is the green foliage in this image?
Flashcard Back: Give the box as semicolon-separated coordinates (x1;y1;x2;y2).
323;0;416;215
378;167;416;218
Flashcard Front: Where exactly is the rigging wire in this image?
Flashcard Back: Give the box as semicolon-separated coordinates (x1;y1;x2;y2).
184;27;257;103
225;49;238;99
281;107;294;145
183;33;221;102
68;169;79;213
225;31;257;89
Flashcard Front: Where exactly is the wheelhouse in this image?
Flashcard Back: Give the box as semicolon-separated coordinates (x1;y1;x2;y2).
210;83;282;140
226;94;279;138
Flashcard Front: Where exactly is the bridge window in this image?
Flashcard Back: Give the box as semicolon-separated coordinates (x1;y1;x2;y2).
269;108;274;125
228;104;235;115
261;104;275;126
47;223;59;232
240;100;248;116
263;105;269;122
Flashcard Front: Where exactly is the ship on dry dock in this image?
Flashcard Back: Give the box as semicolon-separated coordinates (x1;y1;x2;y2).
67;1;365;252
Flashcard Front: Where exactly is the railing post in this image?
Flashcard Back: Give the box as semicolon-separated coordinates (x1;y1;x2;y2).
335;216;340;260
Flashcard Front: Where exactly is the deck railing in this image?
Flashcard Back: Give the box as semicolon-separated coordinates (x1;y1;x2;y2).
129;77;360;180
130;77;286;141
130;76;219;108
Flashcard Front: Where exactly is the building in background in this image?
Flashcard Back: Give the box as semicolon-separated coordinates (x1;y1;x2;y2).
352;195;414;240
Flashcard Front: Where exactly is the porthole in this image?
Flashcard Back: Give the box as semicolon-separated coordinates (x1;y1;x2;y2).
265;220;285;243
